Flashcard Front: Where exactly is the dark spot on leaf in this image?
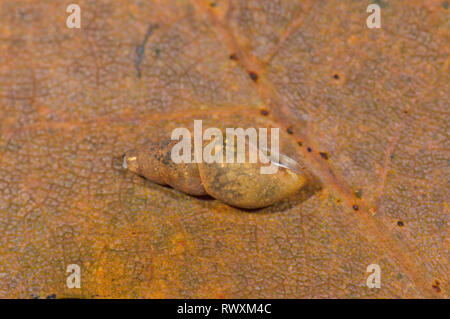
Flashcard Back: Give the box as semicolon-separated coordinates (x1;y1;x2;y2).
307;147;312;152
352;205;359;211
319;152;329;160
397;221;404;227
229;53;238;61
403;110;408;114
286;127;293;134
432;280;441;293
390;154;395;159
355;189;363;198
333;74;340;80
297;141;303;146
210;2;217;7
260;109;269;116
136;23;158;78
249;71;258;82
444;1;449;9
374;0;388;8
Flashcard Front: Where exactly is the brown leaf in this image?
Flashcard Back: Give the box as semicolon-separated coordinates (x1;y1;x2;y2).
0;0;447;298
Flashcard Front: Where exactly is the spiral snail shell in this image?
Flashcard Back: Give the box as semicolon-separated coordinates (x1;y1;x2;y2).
123;134;307;209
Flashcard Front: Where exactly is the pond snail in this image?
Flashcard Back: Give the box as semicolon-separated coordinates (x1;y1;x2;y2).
123;133;308;209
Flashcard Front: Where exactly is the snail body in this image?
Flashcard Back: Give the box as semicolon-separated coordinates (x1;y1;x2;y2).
123;137;307;209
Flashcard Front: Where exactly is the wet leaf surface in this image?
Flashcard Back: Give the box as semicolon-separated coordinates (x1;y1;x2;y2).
0;0;447;298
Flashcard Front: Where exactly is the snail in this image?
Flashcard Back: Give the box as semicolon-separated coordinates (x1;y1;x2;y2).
123;131;308;209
